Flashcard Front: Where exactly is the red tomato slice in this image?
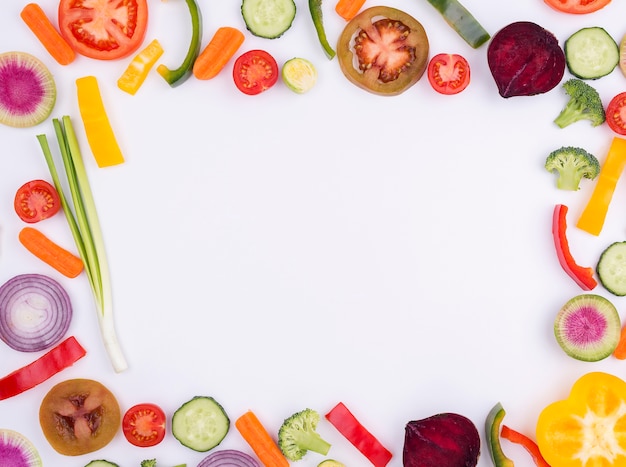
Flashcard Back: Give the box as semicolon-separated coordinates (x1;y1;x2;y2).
607;92;626;135
233;49;279;95
14;180;61;223
427;53;470;95
122;403;166;447
544;0;611;14
58;0;148;60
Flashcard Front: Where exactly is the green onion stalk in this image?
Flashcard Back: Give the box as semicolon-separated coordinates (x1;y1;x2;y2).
37;116;128;373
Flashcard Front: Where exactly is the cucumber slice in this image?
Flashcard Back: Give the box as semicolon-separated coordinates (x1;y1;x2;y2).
172;396;230;452
241;0;296;39
565;27;619;79
85;461;119;467
597;241;626;296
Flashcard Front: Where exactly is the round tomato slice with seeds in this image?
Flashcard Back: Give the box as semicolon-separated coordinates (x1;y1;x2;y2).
544;0;611;14
14;180;61;223
427;53;471;95
336;6;429;96
58;0;149;60
122;403;167;447
39;378;120;456
607;92;626;135
233;49;279;95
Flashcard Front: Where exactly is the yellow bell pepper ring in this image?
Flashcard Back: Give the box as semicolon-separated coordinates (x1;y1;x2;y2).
536;371;626;467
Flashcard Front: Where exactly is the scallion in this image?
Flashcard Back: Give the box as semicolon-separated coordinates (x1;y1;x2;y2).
37;116;127;373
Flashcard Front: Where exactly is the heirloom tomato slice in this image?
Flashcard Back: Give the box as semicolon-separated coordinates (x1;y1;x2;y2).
544;0;611;14
122;403;167;447
336;6;429;96
427;53;470;95
58;0;148;60
39;378;121;456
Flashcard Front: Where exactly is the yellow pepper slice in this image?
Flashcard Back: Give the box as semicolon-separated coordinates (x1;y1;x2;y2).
536;371;626;467
577;137;626;236
117;39;164;95
76;76;124;168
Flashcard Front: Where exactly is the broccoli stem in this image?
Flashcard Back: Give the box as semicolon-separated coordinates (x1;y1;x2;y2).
292;430;331;455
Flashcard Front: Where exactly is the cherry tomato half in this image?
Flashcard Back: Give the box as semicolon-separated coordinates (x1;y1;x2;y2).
544;0;611;14
336;6;429;96
39;378;120;456
58;0;149;60
122;402;167;447
14;179;61;223
233;50;279;95
427;54;470;95
607;92;626;135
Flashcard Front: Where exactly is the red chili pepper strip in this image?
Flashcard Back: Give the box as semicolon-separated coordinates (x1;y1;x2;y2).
325;402;393;467
501;425;551;467
0;336;86;400
552;204;597;290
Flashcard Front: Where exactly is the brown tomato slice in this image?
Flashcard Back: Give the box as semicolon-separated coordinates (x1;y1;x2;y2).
337;6;429;96
39;378;120;456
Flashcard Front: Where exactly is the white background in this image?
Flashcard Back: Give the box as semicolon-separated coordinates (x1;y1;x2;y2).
1;0;626;466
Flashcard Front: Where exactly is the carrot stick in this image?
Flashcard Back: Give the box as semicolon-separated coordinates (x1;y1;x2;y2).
19;227;84;278
193;27;245;80
235;411;289;467
614;324;626;359
335;0;366;20
20;3;75;66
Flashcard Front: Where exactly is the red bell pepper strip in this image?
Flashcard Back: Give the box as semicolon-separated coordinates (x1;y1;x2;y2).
552;204;597;290
325;402;393;467
0;336;86;400
501;425;550;467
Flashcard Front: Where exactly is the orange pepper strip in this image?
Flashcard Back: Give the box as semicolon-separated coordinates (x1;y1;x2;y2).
577;137;626;236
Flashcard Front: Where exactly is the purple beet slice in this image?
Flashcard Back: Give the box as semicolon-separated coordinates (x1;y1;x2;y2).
403;412;480;467
487;21;565;98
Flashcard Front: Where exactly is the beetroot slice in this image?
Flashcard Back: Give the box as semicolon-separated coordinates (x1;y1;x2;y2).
403;413;480;467
487;21;565;98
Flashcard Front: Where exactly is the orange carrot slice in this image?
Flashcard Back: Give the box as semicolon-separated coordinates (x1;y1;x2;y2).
235;411;289;467
614;324;626;359
19;227;84;278
20;3;76;66
193;27;245;80
335;0;366;20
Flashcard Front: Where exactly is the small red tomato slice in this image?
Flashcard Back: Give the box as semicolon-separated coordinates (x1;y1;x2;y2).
122;403;166;447
14;180;61;223
607;92;626;135
58;0;149;60
544;0;611;14
427;53;470;95
233;49;279;95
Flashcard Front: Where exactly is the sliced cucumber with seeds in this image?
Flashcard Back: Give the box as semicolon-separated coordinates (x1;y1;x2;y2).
565;27;619;79
597;241;626;296
85;461;119;467
172;396;230;452
242;0;296;39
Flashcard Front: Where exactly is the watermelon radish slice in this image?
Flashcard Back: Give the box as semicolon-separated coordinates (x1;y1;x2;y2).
0;429;42;467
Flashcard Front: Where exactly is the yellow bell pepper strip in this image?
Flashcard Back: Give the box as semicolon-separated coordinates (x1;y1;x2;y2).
536;371;626;467
76;76;125;168
485;402;514;467
117;39;164;95
553;204;598;290
577;137;626;236
157;0;202;87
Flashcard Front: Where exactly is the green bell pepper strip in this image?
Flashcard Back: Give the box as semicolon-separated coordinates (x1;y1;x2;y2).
157;0;202;86
309;0;336;59
485;402;514;467
423;0;490;49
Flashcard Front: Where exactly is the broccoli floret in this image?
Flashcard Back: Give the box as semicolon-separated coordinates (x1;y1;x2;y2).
141;461;157;467
278;409;331;461
554;78;606;128
545;146;600;190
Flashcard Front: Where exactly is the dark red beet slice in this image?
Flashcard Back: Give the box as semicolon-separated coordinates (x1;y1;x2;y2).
487;21;565;98
403;413;480;467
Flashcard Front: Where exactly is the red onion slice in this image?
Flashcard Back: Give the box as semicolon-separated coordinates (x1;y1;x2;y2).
198;449;261;467
0;274;72;352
